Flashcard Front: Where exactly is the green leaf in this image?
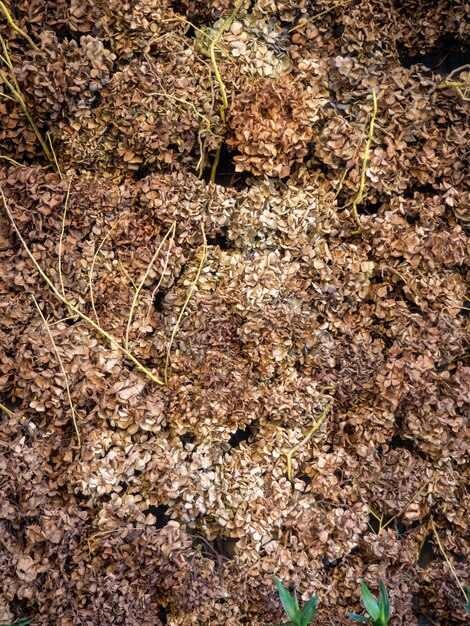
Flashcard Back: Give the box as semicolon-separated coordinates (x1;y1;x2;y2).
378;580;390;624
274;576;299;622
299;596;318;626
360;581;381;621
462;588;470;614
346;613;372;623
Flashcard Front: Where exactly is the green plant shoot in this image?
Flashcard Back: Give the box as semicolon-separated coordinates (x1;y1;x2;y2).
270;576;318;626
346;580;391;625
460;588;470;615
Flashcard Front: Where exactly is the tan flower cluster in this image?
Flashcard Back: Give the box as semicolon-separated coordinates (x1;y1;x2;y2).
227;76;316;177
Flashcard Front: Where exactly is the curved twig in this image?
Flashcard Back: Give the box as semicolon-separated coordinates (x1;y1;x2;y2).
164;224;207;384
2;192;164;385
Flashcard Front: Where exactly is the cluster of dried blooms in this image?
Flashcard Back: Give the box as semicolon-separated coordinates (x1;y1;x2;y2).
0;0;468;625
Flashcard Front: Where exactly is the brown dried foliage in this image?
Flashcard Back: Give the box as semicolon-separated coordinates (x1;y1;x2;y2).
0;0;468;625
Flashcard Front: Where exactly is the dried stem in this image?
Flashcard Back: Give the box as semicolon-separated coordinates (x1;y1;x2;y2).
205;0;245;180
351;88;377;234
32;295;81;447
145;88;223;177
210;145;222;184
89;216;125;324
58;179;72;298
286;387;335;482
46;131;63;179
209;0;245;124
2;191;164;386
0;1;38;50
118;259;137;292
369;481;429;535
0;401;13;415
0;35;54;166
161;17;231;59
146;90;221;139
143;228;175;328
0;155;24;166
125;221;176;350
164;223;207;384
429;516;467;600
333;165;351;201
437;65;470;101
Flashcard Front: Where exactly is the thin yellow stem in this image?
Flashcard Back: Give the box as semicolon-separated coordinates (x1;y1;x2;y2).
437;65;470;101
0;155;24;166
286;387;335;482
0;68;54;165
46;131;63;179
209;0;245;124
146;91;223;139
161;17;231;59
351;88;377;234
143;228;175;328
125;221;176;350
210;145;222;184
0;401;13;415
118;260;137;291
58;179;72;298
0;34;21;94
333;165;351;200
164;223;207;384
87;529;117;556
430;517;467;600
0;91;16;102
32;295;81;446
2;192;164;385
0;1;38;50
380;482;428;532
0;34;53;166
89;216;125;325
369;509;382;522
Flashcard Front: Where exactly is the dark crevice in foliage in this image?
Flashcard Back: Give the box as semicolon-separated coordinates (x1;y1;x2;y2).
390;416;429;461
0;396;22;412
143;505;170;529
153;289;168;312
389;434;415;453
298;473;312;485
417;534;435;568
359;199;382;216
460;300;470;318
399;36;470;76
206;229;231;250
367;512;394;535
213;536;239;560
64;315;80;326
190;533;237;566
402;182;439;198
227;424;253;448
404;212;420;226
179;431;196;447
157;605;168;624
322;555;343;569
132;163;152;180
201;144;251;188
